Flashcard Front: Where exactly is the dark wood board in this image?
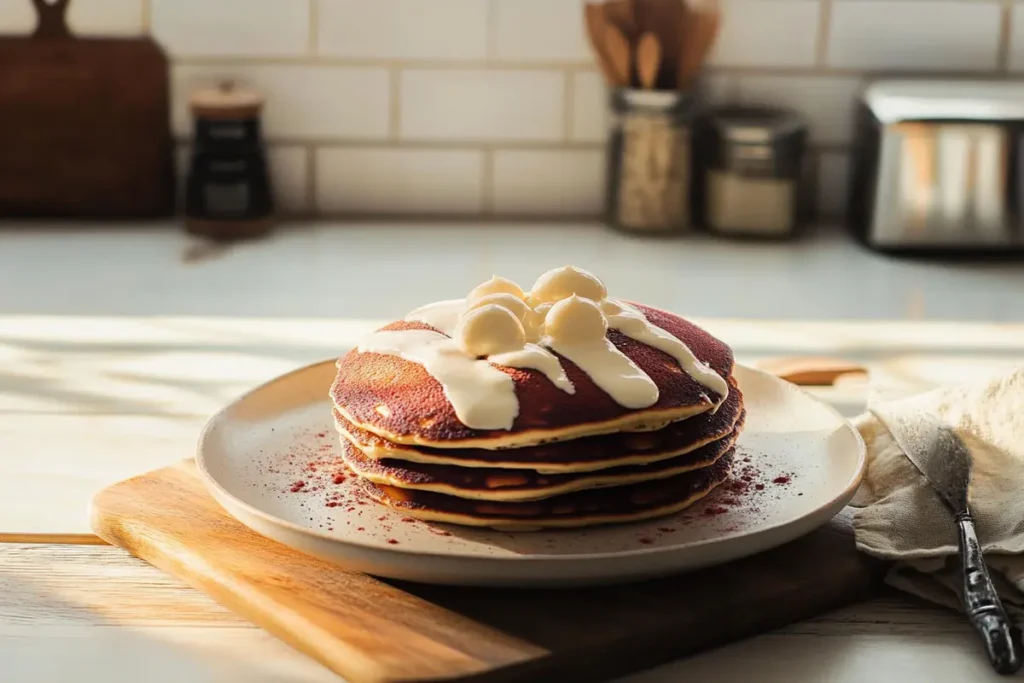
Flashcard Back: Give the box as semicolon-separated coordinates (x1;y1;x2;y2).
91;460;884;683
0;0;174;218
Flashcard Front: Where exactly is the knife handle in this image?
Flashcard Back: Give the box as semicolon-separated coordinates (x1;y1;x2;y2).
956;511;1023;675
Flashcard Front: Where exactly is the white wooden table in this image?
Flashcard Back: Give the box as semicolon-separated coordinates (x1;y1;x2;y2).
4;223;1024;682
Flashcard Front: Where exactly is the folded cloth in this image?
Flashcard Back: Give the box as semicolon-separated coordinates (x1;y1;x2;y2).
850;367;1024;615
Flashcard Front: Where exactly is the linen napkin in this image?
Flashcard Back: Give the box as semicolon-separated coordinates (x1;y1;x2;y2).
850;366;1024;615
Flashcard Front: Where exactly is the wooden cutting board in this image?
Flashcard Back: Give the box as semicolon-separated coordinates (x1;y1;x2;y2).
92;460;884;683
0;0;174;218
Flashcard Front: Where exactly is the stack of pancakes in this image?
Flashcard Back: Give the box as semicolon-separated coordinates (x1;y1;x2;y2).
331;302;744;530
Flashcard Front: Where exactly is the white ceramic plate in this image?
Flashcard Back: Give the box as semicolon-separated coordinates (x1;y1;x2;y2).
197;361;866;587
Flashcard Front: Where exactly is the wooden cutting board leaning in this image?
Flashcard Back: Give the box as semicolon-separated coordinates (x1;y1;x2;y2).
0;0;174;218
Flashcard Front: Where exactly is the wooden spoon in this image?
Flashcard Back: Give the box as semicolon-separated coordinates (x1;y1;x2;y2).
678;0;721;89
636;31;662;90
603;0;638;40
603;22;634;87
635;0;684;86
583;2;622;85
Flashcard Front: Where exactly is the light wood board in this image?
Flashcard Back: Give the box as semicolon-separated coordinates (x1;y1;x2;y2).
91;460;884;683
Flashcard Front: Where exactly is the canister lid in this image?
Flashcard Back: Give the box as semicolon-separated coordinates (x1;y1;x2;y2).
189;80;264;119
706;105;806;144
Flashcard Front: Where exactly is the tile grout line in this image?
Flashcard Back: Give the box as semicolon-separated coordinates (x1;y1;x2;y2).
814;0;833;67
999;0;1014;72
389;69;402;141
563;69;576;142
308;0;319;56
140;0;152;32
481;147;495;216
485;0;498;63
306;143;318;215
171;56;1003;81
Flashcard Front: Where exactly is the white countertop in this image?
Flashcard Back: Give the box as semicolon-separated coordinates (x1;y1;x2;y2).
3;221;1024;683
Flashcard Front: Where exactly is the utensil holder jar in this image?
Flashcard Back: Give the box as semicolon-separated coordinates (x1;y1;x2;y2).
605;89;698;234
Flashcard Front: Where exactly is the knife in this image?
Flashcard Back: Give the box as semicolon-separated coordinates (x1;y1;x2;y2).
874;407;1022;675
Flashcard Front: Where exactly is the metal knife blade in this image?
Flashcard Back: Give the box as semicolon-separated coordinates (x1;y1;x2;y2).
872;407;969;512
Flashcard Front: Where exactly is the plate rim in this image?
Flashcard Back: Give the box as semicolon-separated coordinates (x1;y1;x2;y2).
196;360;867;563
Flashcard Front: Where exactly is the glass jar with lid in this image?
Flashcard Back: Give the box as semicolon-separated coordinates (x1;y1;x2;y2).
694;105;809;238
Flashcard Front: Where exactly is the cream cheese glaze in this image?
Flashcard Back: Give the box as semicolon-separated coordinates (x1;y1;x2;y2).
358;266;728;430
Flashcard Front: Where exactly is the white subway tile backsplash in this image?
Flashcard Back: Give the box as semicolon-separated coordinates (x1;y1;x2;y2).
571;71;608;142
172;66;390;141
1007;3;1024;71
267;146;310;214
0;0;142;35
491;0;590;63
0;0;35;33
733;76;863;144
68;0;143;36
318;0;487;60
818;151;851;218
316;148;484;214
709;0;821;67
400;70;565;142
152;0;310;57
493;150;604;216
828;1;1002;71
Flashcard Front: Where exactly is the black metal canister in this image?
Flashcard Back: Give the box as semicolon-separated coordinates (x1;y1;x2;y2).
184;81;273;240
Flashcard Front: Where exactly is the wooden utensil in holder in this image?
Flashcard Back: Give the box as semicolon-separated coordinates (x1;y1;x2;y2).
0;0;174;218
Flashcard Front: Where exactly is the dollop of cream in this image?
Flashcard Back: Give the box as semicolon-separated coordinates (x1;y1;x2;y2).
464;292;530;321
454;304;525;357
544;295;608;345
466;275;526;304
530;266;607;304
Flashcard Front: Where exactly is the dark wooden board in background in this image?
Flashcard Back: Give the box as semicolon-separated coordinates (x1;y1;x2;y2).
0;0;174;218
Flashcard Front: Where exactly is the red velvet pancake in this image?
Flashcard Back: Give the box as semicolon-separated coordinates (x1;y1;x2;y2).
332;303;735;449
340;425;739;501
334;379;743;472
355;449;735;530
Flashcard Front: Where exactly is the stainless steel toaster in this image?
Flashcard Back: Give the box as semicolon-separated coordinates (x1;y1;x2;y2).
848;80;1024;254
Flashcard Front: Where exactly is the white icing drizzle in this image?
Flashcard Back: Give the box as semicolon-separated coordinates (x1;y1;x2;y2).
489;344;575;394
357;328;518;430
606;299;730;404
352;268;730;431
546;338;656;408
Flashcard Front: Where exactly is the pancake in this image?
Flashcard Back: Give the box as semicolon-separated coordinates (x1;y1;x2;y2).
332;303;734;450
334;379;743;472
339;426;739;501
356;449;734;530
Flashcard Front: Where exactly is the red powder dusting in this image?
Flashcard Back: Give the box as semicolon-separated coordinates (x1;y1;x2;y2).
357;526;365;532
638;537;654;545
377;515;387;521
755;483;765;490
703;505;729;516
400;517;416;523
332;474;347;484
326;501;339;508
657;527;675;533
387;538;399;545
289;480;306;492
773;476;791;485
327;527;333;531
316;432;327;438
